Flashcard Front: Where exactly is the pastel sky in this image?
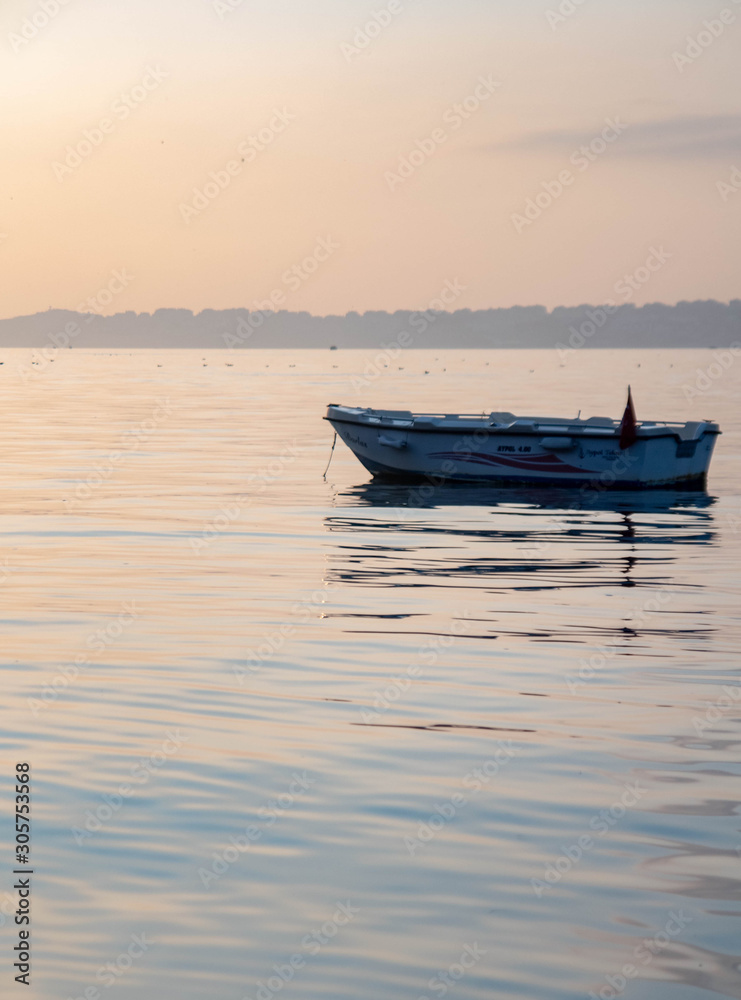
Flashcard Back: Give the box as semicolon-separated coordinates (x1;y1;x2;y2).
2;0;739;317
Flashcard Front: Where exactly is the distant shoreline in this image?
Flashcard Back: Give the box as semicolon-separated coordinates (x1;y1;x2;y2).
1;301;739;350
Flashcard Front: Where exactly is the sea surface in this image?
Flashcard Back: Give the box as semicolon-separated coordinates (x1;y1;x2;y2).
1;348;740;1000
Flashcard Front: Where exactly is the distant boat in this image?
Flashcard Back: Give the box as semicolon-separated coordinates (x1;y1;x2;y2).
325;392;720;489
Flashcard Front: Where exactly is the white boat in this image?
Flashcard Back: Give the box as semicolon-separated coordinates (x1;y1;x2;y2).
325;394;720;489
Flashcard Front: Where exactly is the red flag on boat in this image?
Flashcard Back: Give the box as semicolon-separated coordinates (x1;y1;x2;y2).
619;387;638;450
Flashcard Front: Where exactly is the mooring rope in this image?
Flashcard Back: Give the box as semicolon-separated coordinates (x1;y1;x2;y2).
322;431;337;480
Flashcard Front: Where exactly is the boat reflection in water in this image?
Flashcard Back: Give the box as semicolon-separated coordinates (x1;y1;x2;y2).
325;483;716;596
330;480;717;514
319;482;741;1000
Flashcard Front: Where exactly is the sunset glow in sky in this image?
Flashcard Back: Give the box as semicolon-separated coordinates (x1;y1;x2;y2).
2;0;740;317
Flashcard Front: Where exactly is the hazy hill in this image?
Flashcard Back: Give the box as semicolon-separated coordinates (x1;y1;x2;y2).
1;301;739;350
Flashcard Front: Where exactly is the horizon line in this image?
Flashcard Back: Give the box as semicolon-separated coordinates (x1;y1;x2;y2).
2;298;740;323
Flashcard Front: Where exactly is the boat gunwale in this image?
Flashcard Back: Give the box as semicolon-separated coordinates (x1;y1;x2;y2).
323;413;721;442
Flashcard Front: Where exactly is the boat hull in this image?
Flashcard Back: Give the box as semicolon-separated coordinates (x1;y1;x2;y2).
326;408;719;489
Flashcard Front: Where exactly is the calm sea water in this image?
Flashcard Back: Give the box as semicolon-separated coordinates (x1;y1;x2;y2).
1;349;740;1000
